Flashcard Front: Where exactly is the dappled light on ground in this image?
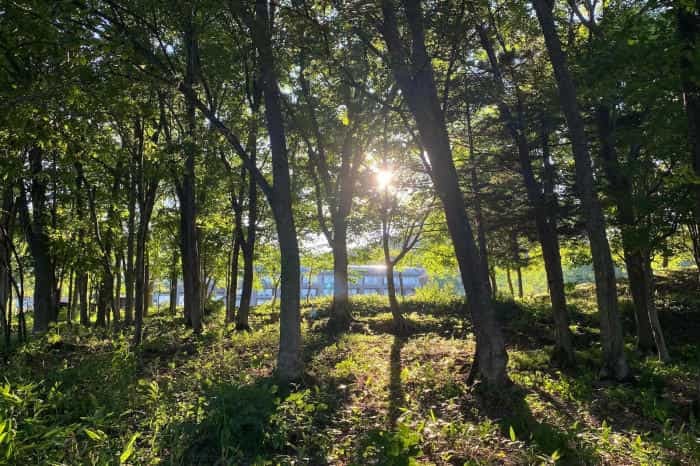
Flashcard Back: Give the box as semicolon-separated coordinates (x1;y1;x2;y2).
2;281;698;465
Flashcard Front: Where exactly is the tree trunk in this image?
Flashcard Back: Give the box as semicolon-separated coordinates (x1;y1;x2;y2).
169;250;178;315
96;277;109;327
179;18;203;334
145;261;152;317
380;0;508;385
236;243;254;331
506;268;514;297
533;0;629;380
253;0;303;381
78;273;89;326
329;219;352;330
625;250;656;352
0;189;14;345
227;232;240;323
466;102;493;294
113;254;121;323
383;225;406;332
134;223;147;345
125;171;136;325
21;148;55;333
516;267;524;299
643;256;670;362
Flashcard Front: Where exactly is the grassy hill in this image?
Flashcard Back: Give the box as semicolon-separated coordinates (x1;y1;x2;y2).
1;274;698;465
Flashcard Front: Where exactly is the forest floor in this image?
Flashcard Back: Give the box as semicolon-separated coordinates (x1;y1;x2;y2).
1;271;699;465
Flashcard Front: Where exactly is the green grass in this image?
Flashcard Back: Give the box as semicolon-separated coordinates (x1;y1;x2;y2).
0;285;698;465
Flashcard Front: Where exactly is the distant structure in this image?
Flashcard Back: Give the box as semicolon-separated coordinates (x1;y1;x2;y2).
157;265;429;307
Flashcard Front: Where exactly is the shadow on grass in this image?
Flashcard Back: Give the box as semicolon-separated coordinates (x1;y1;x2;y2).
469;383;600;464
388;335;407;428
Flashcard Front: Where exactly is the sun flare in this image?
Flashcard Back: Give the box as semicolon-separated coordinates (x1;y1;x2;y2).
375;168;394;191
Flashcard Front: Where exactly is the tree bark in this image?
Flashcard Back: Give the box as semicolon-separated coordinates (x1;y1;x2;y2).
379;0;508;385
0;189;15;345
78;273;89;326
330;218;352;330
533;0;629;380
383;224;406;333
466;102;493;294
21;147;55;333
113;253;121;324
227;234;240;323
170;250;178;315
237;240;254;331
125;166;136;325
253;0;302;381
506;268;514;297
179;17;203;333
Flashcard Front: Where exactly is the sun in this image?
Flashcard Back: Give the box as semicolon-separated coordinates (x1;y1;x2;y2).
375;168;394;191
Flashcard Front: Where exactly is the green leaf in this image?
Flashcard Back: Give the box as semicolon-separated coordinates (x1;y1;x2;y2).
84;428;106;442
119;432;140;463
509;425;517;442
551;449;562;461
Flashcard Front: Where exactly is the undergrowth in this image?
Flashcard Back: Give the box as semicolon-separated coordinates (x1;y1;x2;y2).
0;285;698;465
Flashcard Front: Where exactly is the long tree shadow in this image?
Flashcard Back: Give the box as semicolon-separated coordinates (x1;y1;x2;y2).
388;335;407;428
467;383;600;464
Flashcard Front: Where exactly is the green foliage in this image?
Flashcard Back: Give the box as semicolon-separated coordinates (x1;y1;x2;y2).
1;276;700;465
359;422;424;466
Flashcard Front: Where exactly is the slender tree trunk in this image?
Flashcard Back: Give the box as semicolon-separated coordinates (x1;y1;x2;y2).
506;268;514;297
306;267;313;303
466;103;492;294
134;224;147;344
625;251;656;352
643;256;670;362
96;278;109;327
67;269;74;323
235;146;258;332
516;267;524;299
0;189;14;345
383;222;406;332
145;259;152;317
125;172;136;325
170;251;178;315
79;273;89;326
533;0;629;380
236;244;254;331
380;0;508;385
113;254;121;323
1;281;9;348
227;232;240;323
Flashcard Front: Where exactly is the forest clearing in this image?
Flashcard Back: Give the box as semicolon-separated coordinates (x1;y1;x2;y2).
2;0;700;464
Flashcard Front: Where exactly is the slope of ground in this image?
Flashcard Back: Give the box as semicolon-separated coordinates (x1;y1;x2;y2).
0;276;698;465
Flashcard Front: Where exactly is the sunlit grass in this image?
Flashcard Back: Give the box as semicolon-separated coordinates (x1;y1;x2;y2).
1;287;698;464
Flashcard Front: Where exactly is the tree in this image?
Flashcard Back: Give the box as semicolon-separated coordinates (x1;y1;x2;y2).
532;0;630;380
375;0;509;385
